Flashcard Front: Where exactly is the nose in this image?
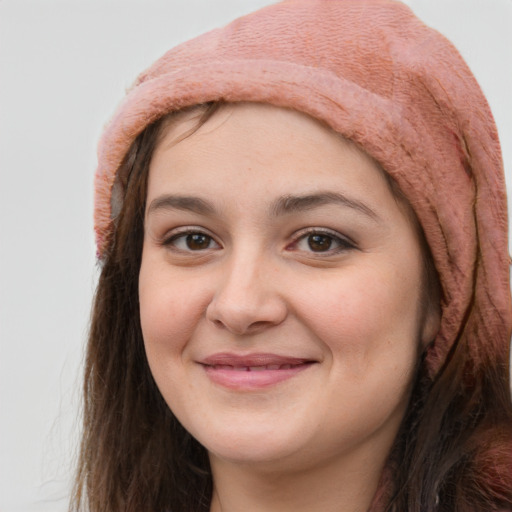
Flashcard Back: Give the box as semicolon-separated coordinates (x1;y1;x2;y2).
206;250;288;335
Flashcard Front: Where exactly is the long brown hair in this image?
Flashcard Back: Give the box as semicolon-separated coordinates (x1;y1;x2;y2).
71;104;512;512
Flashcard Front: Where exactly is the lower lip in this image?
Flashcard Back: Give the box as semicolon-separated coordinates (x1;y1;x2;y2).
202;363;314;390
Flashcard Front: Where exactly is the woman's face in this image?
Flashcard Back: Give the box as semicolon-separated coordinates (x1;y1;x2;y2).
139;103;439;473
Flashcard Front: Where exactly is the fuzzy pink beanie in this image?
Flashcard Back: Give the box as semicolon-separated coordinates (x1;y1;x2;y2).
94;0;511;381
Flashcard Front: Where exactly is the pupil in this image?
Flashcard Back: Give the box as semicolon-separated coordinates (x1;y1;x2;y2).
308;234;332;252
186;233;210;250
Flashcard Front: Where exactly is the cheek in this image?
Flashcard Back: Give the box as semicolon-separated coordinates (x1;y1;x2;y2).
291;259;423;370
139;259;211;357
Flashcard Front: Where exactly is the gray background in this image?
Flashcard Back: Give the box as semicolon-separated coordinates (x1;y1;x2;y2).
1;1;510;510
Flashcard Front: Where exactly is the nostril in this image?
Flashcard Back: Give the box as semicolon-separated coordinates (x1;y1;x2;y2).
209;316;275;335
247;320;273;332
205;284;288;335
212;319;225;329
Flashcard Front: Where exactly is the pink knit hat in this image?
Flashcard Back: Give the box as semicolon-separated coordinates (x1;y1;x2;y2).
94;0;511;377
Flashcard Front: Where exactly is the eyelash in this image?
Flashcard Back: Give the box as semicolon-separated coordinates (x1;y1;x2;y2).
161;227;356;256
162;228;221;252
288;228;356;255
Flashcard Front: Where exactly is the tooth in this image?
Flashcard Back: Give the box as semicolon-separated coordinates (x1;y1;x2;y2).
249;366;266;371
280;364;292;369
267;365;280;370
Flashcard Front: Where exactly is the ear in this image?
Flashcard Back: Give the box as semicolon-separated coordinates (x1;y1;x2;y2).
420;302;441;350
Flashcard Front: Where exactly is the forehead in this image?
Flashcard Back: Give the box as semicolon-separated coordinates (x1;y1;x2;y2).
148;104;416;226
157;102;355;155
150;102;389;193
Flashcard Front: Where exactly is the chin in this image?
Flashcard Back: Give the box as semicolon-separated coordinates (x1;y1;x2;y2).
191;419;315;468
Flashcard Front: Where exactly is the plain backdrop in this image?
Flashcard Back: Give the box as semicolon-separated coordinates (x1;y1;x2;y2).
0;1;511;510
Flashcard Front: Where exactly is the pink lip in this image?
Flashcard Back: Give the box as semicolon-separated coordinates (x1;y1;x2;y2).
199;353;316;390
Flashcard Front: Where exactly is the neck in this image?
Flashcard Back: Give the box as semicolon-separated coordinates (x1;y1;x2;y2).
209;445;389;512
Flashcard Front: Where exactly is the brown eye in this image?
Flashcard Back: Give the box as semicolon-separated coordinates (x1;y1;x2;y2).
307;234;333;252
290;229;355;255
186;233;212;250
165;230;220;252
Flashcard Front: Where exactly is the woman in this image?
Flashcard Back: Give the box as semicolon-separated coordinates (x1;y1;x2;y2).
74;1;512;511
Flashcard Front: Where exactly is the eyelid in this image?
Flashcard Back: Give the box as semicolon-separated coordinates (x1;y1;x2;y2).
287;227;357;254
161;226;222;251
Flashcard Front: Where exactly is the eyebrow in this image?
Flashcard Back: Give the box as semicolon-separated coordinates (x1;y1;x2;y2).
270;192;379;220
147;195;215;216
147;191;380;221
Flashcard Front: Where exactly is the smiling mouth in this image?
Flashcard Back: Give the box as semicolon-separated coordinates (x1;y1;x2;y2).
206;362;308;371
199;354;316;389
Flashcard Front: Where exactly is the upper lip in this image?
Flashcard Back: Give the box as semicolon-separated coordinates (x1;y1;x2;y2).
200;353;315;367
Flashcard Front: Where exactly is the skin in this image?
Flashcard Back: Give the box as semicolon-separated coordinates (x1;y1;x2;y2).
139;103;440;512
